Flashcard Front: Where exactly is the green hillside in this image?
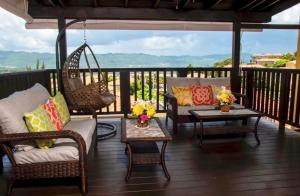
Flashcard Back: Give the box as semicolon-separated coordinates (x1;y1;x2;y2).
0;50;251;73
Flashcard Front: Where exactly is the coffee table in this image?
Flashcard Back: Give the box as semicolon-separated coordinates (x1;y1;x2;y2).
121;117;172;181
189;109;262;147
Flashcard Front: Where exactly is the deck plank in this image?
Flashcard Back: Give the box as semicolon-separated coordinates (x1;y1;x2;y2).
1;117;300;195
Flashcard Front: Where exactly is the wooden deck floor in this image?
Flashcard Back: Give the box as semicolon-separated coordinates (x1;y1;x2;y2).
1;117;300;196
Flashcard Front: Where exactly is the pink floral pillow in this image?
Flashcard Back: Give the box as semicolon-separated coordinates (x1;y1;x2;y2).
42;100;63;131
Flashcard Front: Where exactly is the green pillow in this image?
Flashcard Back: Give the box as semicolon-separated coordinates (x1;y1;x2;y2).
51;92;70;126
24;106;56;149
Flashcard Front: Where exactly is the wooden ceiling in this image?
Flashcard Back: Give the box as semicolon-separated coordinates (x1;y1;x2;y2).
28;0;300;23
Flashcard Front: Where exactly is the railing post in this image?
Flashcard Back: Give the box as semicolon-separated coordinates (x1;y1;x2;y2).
246;69;254;108
177;69;188;77
120;70;131;116
44;70;52;95
278;71;290;131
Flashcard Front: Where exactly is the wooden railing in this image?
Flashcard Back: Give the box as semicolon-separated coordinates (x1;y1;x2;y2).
0;70;54;99
242;68;300;129
1;67;300;129
76;68;232;114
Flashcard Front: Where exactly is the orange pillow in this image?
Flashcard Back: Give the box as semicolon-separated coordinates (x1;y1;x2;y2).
42;100;63;131
171;86;193;106
191;85;213;105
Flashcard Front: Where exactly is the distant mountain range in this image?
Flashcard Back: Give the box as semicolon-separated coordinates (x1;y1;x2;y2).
0;50;252;72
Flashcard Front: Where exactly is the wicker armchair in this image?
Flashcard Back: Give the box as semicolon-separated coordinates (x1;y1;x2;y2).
0;130;94;195
0;83;97;195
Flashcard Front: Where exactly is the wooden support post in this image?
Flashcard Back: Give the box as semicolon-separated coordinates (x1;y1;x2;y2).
57;17;67;92
278;71;291;131
231;21;241;94
120;70;131;116
246;69;254;108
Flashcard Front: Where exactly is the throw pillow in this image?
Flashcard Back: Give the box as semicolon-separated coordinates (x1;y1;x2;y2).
50;92;70;126
171;86;194;106
24;106;56;149
42;100;63;131
191;85;213;105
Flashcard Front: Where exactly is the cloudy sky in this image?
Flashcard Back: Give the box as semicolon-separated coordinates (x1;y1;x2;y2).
0;3;299;56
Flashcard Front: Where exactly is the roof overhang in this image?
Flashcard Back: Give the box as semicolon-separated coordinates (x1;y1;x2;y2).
0;0;299;31
25;19;265;32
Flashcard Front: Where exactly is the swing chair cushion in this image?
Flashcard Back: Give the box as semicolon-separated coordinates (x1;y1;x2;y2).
68;78;85;91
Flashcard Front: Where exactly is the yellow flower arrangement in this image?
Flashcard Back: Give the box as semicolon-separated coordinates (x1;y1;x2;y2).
132;102;145;116
132;101;156;118
131;101;156;128
217;87;237;105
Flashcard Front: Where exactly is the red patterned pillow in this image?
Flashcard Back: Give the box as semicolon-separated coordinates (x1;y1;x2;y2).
42;100;63;131
191;85;213;105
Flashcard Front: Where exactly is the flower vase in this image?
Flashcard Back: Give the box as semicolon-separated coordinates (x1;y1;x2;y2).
136;119;149;129
221;105;230;112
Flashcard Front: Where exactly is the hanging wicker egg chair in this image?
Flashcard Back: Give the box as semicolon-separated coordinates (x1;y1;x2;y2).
62;43;116;139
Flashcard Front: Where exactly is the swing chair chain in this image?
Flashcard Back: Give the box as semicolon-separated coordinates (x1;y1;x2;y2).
83;21;87;43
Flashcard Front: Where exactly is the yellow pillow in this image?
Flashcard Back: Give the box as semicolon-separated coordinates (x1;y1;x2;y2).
24;106;56;149
171;86;193;106
50;92;70;126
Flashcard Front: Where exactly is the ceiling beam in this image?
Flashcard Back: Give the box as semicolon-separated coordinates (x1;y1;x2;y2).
35;0;45;6
239;0;259;11
28;6;272;23
57;0;65;7
153;0;160;8
47;0;56;7
204;0;224;9
93;0;98;7
241;23;300;30
270;0;300;15
247;0;268;11
179;0;191;9
259;0;280;11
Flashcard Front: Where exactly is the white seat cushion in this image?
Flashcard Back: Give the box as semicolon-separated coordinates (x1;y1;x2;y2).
14;117;96;164
178;105;215;115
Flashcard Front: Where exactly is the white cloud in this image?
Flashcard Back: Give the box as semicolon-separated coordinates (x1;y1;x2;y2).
272;3;300;24
81;34;203;56
142;36;195;50
0;8;57;53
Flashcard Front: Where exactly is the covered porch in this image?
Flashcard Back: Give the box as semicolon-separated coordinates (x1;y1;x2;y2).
1;0;300;195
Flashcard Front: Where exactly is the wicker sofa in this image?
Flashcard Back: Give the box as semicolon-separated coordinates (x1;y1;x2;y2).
165;77;249;134
0;83;97;195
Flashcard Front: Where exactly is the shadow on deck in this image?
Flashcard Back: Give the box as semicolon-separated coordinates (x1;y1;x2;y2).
1;117;300;196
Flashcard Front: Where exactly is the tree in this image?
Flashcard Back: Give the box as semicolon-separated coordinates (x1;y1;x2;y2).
187;64;193;68
213;58;232;68
281;53;296;61
26;65;32;71
40;61;46;70
36;59;40;70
